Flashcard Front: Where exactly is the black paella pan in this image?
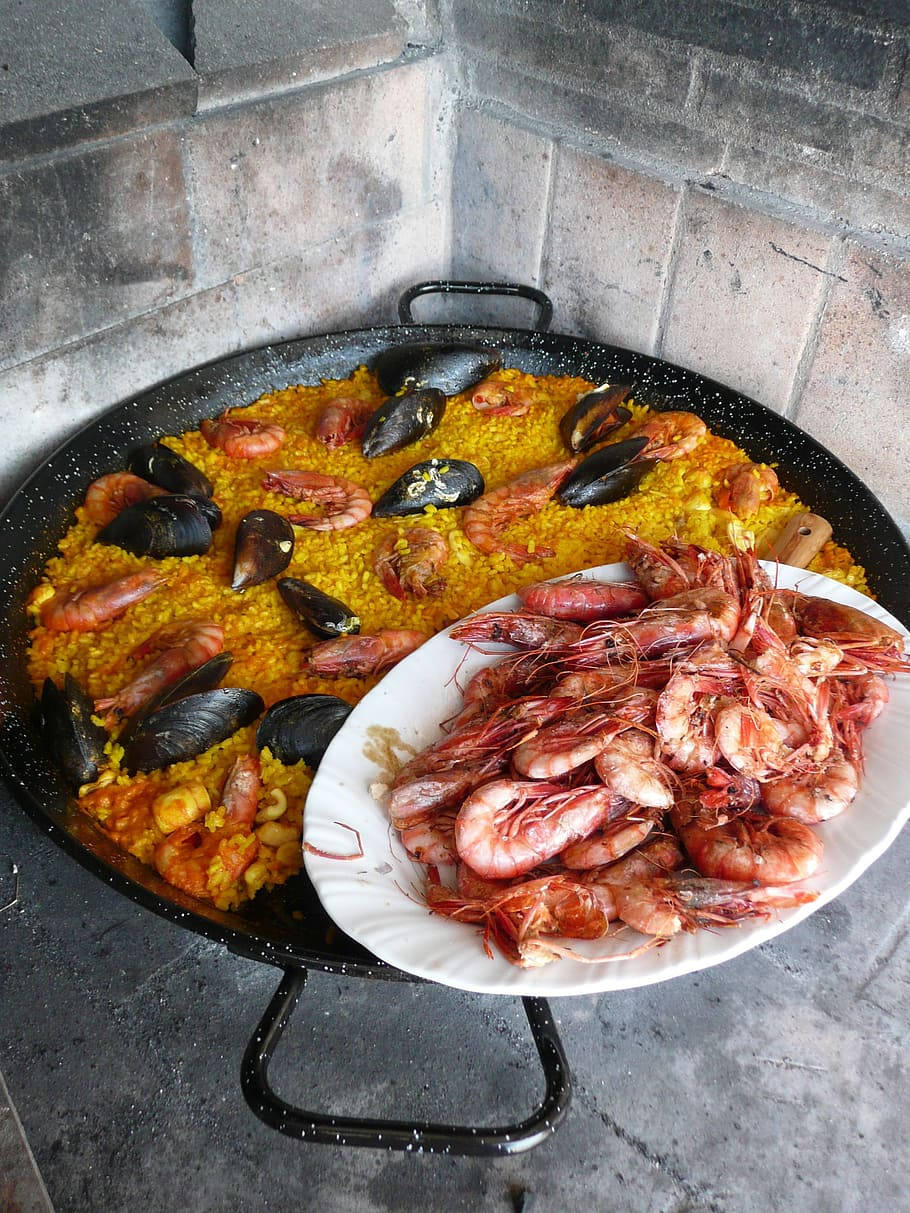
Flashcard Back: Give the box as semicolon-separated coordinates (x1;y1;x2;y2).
2;281;909;1151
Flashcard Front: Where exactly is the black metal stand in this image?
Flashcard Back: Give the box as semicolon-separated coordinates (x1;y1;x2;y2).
241;967;572;1154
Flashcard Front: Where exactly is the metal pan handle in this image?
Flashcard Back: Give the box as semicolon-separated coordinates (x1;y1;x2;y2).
241;967;571;1154
398;281;554;332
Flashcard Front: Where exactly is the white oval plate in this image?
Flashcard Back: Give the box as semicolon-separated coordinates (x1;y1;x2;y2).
303;564;910;996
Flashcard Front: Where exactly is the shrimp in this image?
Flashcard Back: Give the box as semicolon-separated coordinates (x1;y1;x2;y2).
511;712;622;778
517;576;648;621
470;379;532;417
624;532;736;599
263;469;372;531
656;657;743;773
606;872;815;938
670;795;823;884
315;397;376;448
150;782;211;834
450;610;583;651
94;620;224;724
373;527;449;600
791;595;909;672
629;410;707;461
561;806;663;869
713;701;801;781
400;810;458;865
304;629;428;677
38;569;166;632
571;588;741;664
152;755;261;900
715;462;779;517
461;460;576;565
388;767;493;829
201;411;286;458
454;779;615;878
762;751;859;825
83;472;166;526
453;652;555;725
426;872;611;967
593;728;674;808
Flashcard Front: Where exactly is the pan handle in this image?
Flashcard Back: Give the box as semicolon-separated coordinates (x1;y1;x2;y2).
241;966;571;1154
397;281;554;332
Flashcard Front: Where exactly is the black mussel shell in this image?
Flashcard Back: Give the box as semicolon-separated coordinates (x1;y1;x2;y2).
560;382;634;454
277;578;360;639
361;388;447;459
193;495;222;531
123;687;264;774
256;694;353;768
40;674;108;788
232;510;295;590
117;653;234;745
372;458;485;517
374;343;501;396
129;441;213;498
557;437;654;508
96;494;212;558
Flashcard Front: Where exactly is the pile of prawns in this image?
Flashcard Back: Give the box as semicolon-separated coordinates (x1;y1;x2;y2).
382;533;909;968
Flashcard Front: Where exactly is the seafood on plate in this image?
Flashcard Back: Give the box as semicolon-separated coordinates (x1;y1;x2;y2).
376;533;909;968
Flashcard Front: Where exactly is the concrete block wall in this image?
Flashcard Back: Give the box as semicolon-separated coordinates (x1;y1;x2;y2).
448;0;910;533
0;0;450;500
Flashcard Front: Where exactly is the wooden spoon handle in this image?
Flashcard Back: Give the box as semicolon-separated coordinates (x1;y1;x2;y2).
759;512;833;568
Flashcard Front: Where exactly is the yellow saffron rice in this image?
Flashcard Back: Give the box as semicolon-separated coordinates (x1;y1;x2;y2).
26;367;869;910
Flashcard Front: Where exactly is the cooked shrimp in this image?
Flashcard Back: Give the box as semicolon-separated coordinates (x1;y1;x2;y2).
450;610;583;651
400;810;458;865
461;460;576;565
630;410;707;461
304;629;428;677
426;872;611;967
470;380;532;417
713;701;800;781
38;569;166;632
94;620;224;725
623;532;736;599
607;873;815;938
762;751;859;825
263;469;372;531
151;782;211;834
517;576;648;621
315;397;376;448
454;779;615;879
656;668;728;773
511;712;621;778
791;595;909;671
152;755;261;900
561;806;662;869
671;795;823;884
388;767;491;829
593;728;674;808
201;412;286;458
572;588;741;664
83;472;166;526
373;527;449;600
453;652;554;725
716;462;779;517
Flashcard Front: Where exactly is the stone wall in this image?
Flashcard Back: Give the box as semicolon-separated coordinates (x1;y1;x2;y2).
449;0;910;532
0;0;450;498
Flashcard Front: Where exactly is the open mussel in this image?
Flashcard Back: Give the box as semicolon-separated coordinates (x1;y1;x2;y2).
556;437;654;508
96;494;213;558
129;441;213;498
40;674;108;788
374;343;501;396
123;687;264;773
232;510;294;590
372;458;485;517
361;388;446;459
560;382;634;454
277;578;360;639
256;694;353;768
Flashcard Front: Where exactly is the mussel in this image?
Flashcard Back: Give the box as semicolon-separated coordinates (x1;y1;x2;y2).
96;494;213;558
232;510;295;590
129;441;213;498
374;343;501;396
40;674;108;788
117;653;234;745
277;578;360;639
556;437;654;508
372;458;485;517
361;388;447;459
123;687;264;774
560;382;634;454
191;495;222;531
256;694;353;768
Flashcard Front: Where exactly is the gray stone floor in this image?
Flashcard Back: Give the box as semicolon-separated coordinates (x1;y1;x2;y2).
2;783;909;1213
